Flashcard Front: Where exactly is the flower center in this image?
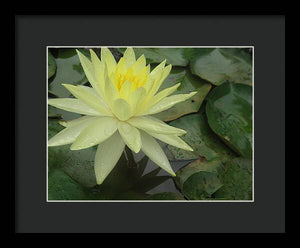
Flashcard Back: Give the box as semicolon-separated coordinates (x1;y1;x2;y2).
114;58;148;92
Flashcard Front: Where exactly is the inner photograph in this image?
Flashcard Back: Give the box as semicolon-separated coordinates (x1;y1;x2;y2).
47;47;253;201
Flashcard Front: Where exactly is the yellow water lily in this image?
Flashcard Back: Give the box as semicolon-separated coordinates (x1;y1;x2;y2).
48;47;197;184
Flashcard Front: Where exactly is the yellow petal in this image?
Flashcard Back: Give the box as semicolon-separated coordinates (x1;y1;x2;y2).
152;83;181;103
123;47;136;68
148;64;172;98
76;50;95;82
104;74;119;107
140;130;176;176
71;117;118;150
76;49;103;97
138;83;180;114
78;85;109;108
58;116;96;128
141;92;197;116
101;47;116;76
127;116;186;136
118;121;141;153
128;87;147;114
89;49;106;96
48;98;103;116
145;131;193;151
94;131;125;184
150;59;166;79
142;77;155;94
119;80;132;99
112;98;132;121
116;57;127;75
48;117;98;146
139;64;172;112
63;84;112;116
132;54;146;74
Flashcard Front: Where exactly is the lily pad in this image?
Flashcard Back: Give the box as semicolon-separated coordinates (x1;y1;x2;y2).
175;158;224;186
118;47;189;66
206;82;252;158
48;169;98;200
190;48;252;86
145;192;185;200
153;68;212;121
214;157;252;200
175;158;224;200
174;157;228;200
48;48;90;97
183;172;223;200
48;50;56;79
167;113;236;162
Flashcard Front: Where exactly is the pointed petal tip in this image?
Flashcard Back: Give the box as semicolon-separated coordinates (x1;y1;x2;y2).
61;83;71;88
166;63;172;69
89;49;97;57
182;142;194;151
95;174;104;185
179;129;187;136
70;143;85;151
48;139;61;147
75;49;83;56
190;91;198;97
174;82;181;90
132;147;141;154
47;141;54;147
125;46;133;51
185;147;194;152
127;142;141;154
58;120;68;127
61;83;74;92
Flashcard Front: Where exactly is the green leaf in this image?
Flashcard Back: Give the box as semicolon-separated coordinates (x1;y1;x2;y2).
176;159;223;200
145;192;185;200
48;169;97;200
118;47;189;66
48;50;56;79
153;68;212;121
48;48;90;97
175;158;224;200
190;48;252;86
214;157;252;200
183;172;223;200
167;113;236;162
175;158;224;186
206;82;252;158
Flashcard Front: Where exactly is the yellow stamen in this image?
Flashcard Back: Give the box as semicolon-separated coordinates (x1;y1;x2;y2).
115;63;148;91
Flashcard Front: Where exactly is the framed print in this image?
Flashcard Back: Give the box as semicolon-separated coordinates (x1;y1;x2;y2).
15;14;285;234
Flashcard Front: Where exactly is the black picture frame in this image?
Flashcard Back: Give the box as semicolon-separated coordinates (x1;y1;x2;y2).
14;14;285;234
